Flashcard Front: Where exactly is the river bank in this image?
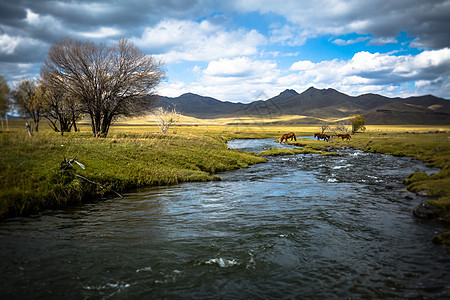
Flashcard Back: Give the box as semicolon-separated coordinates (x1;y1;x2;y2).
0;131;266;219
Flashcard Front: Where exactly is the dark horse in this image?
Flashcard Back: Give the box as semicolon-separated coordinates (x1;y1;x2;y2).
280;132;296;143
337;133;351;141
314;133;330;142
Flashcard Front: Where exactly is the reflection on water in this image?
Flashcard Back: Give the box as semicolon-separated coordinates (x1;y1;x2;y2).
0;139;449;299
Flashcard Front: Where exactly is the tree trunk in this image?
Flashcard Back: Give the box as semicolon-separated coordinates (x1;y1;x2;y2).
34;119;39;132
72;111;78;132
100;114;112;138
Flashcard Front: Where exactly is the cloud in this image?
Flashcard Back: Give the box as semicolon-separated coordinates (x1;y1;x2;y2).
0;34;21;55
160;57;282;101
289;60;315;71
203;57;277;78
232;0;450;49
367;36;398;46
289;48;450;97
158;49;450;101
134;19;266;62
269;24;315;46
77;27;122;39
332;37;370;46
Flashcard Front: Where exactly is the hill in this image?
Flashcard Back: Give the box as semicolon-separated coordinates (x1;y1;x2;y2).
151;87;450;125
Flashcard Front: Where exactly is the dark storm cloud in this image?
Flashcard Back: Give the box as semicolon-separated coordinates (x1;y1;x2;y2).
355;0;450;49
239;0;450;49
0;0;221;82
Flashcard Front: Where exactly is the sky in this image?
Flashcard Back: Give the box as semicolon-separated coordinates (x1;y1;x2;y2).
1;0;450;102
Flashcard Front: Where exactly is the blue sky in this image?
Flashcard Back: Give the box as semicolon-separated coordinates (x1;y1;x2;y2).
1;0;449;102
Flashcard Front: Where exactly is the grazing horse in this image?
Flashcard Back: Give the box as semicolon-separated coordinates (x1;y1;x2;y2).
314;133;330;142
337;133;351;141
280;132;296;143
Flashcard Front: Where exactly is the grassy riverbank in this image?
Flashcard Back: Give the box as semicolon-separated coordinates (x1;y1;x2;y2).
0;130;266;219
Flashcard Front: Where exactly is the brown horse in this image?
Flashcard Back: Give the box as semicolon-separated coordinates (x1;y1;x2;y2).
337;133;351;141
280;132;296;143
314;133;330;142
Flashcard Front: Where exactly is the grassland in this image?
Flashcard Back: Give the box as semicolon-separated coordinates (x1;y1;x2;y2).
0;120;267;219
1;117;449;248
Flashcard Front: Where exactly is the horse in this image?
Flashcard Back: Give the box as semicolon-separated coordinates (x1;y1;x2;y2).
337;133;351;141
280;132;296;143
314;133;330;142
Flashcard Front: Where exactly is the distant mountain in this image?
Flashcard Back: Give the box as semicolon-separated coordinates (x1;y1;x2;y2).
150;87;450;125
153;93;245;118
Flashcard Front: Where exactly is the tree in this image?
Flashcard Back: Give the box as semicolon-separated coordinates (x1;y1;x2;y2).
42;78;82;135
318;122;330;134
150;106;180;133
0;75;11;131
12;79;44;132
333;120;351;134
41;38;165;137
348;114;366;133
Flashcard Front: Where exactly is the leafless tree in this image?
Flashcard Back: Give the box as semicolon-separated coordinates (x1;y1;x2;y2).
318;122;330;134
0;75;11;131
333;120;351;134
42;78;82;135
150;106;180;133
41;38;165;137
12;79;44;132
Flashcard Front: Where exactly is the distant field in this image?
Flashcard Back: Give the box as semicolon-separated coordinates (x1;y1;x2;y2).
5;116;449;139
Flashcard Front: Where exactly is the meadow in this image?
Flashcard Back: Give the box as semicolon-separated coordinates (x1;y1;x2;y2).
1;116;449;248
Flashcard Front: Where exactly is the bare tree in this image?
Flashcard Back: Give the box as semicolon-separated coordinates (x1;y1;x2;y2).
333;120;351;134
150;106;180;133
42;78;82;135
318;122;330;134
12;79;44;132
41;38;165;137
0;75;11;131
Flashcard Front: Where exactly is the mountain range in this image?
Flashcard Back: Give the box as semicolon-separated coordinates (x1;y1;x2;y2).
152;87;450;125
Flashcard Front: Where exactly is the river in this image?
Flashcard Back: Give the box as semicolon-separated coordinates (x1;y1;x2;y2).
1;138;449;299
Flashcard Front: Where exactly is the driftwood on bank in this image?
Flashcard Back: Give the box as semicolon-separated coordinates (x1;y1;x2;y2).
60;157;124;199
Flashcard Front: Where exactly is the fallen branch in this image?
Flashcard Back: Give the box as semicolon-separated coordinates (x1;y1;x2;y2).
74;174;124;199
60;156;123;199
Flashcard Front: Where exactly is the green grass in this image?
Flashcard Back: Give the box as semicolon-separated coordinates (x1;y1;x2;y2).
0;131;266;218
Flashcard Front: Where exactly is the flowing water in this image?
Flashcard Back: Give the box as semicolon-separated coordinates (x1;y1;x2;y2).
1;138;449;299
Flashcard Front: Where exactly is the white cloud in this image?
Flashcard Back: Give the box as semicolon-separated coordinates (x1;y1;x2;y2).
160;57;282;101
332;37;370;46
289;48;450;97
160;49;450;101
203;57;277;78
25;9;62;31
25;9;40;26
0;34;21;55
290;60;315;71
78;27;122;39
134;19;266;62
269;25;315;46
